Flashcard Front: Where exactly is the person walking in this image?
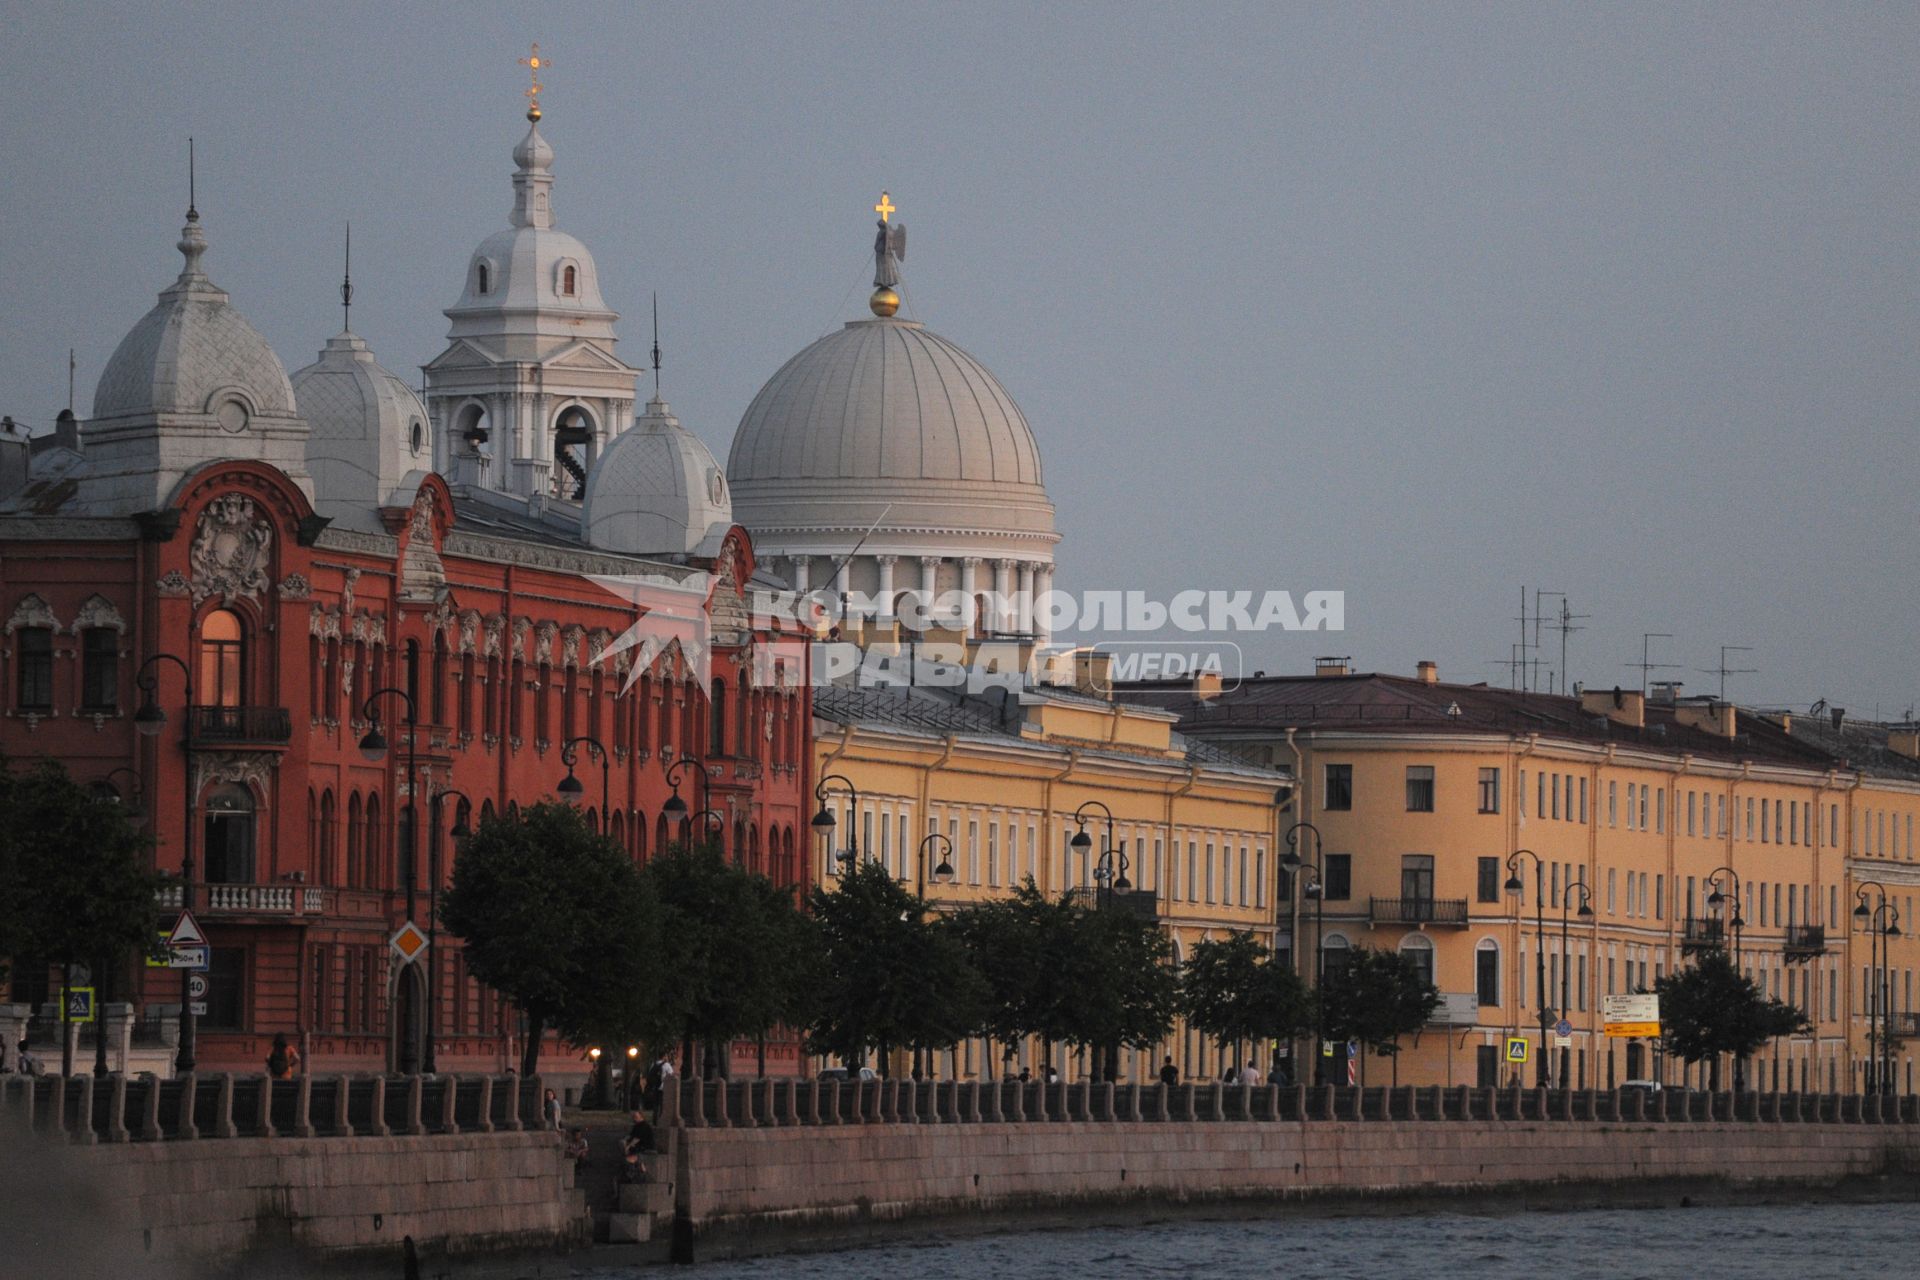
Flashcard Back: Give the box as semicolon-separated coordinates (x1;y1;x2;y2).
1240;1058;1263;1087
265;1033;301;1080
1158;1055;1178;1087
543;1087;563;1130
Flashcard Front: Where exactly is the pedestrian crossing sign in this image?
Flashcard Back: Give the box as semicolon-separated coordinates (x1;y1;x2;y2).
1505;1036;1529;1064
63;987;97;1023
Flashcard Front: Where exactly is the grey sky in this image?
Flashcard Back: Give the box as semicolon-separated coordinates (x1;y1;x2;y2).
3;2;1915;714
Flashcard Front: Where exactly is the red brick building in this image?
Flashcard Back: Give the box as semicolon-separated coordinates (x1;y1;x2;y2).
0;115;812;1081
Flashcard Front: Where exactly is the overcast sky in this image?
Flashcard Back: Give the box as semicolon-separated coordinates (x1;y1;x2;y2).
3;3;1915;715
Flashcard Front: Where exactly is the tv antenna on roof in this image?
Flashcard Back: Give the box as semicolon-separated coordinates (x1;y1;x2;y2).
1697;645;1757;703
1628;633;1679;696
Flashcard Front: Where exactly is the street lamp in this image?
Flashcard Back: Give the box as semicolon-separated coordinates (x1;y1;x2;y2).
813;774;861;874
916;831;956;898
1504;849;1550;1087
1705;866;1746;956
427;789;476;1076
1070;800;1129;909
558;735;611;831
1855;883;1901;1096
1558;880;1594;1089
359;685;422;1074
1281;822;1327;1085
663;757;712;849
134;651;197;1076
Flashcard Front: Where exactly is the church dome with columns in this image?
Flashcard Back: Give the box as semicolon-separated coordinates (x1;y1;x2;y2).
725;197;1058;638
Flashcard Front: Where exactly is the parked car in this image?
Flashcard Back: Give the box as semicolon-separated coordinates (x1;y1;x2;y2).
1620;1079;1663;1094
815;1066;878;1082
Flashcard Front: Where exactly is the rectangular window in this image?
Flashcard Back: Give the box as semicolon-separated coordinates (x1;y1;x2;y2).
80;629;118;712
1655;874;1665;920
1551;777;1561;821
1254;846;1266;909
1776;800;1784;845
1608;781;1617;827
967;819;980;884
1718;795;1727;837
1537;771;1547;818
1746;797;1755;840
1322;853;1352;901
1476;946;1499;1007
986;821;998;887
1238;844;1250;907
14;627;52;710
1579;777;1588;824
202;946;247;1031
1323;763;1353;811
1187;841;1198;901
1477;856;1501;903
1655;788;1664;833
1204;841;1216;903
1405;765;1435;812
1478;767;1501;814
1639;786;1649;830
1790;801;1799;846
1401;854;1434;904
1519;769;1528;817
1688;792;1697;837
1607;867;1616;915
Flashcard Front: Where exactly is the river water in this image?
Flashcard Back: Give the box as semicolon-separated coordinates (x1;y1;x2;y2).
582;1199;1920;1279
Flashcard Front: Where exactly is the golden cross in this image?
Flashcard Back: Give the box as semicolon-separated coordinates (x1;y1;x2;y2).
520;43;548;114
874;191;896;223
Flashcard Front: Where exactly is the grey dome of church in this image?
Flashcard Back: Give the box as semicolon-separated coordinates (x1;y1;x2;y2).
725;198;1058;639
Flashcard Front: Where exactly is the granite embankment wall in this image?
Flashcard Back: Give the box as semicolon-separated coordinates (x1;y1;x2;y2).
0;1072;588;1273
656;1079;1920;1251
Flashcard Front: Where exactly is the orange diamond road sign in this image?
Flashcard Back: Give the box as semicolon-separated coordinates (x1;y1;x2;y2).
389;921;429;964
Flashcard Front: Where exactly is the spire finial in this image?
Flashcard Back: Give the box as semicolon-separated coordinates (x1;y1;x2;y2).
340;223;354;331
870;191;906;316
519;43;547;121
650;292;662;395
176;137;208;281
187;137;198;223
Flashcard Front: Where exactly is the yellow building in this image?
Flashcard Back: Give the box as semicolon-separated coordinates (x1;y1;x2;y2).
810;674;1291;1082
1120;661;1920;1093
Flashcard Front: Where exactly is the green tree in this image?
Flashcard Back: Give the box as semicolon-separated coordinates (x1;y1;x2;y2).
1058;900;1179;1081
441;802;655;1075
950;881;1061;1070
637;839;814;1077
1181;931;1314;1076
1317;948;1441;1085
806;860;985;1076
1656;950;1811;1090
0;757;164;1076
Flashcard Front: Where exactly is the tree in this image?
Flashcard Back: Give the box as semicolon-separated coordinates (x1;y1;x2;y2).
0;757;165;1076
1656;950;1811;1090
441;802;655;1075
1317;948;1440;1085
636;839;813;1077
1181;931;1313;1076
949;881;1061;1071
1057;899;1179;1081
805;860;985;1076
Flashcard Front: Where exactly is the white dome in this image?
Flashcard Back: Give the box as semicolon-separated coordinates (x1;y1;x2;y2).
92;221;296;423
726;317;1056;549
582;397;731;556
292;331;432;529
442;121;617;348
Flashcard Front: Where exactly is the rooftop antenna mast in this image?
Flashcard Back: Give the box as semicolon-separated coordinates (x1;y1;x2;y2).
1532;590;1566;692
187;137;197;221
1545;596;1589;694
67;349;75;415
1629;632;1679;697
1701;645;1757;703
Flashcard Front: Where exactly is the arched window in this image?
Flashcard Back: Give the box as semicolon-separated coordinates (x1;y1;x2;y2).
431;633;448;725
199;609;246;708
737;671;751;761
365;793;383;890
1475;938;1501;1007
1399;934;1436;987
634;809;648;861
346;791;364;888
655;812;670;856
475;261;491;294
202;783;255;884
1320;933;1352;979
561;264;577;295
319;789;337;885
710;676;727;756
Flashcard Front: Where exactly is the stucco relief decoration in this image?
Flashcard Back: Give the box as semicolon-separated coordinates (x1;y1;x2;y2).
277;573;311;600
155;570;190;597
191;751;274;797
189;495;273;606
340;568;361;615
483;614;505;659
72;595;129;635
459;610;482;656
561;625;584;669
534;621;557;665
399;488;447;602
511;617;531;660
4;594;59;636
710;557;748;645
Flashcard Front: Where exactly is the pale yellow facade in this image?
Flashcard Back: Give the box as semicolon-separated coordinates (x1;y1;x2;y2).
1176;678;1920;1093
811;686;1290;1082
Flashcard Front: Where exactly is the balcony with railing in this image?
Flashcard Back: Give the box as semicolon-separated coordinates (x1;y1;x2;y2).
1369;897;1469;928
154;882;330;915
1681;915;1726;954
1887;1011;1920;1039
1783;924;1828;960
187;705;293;746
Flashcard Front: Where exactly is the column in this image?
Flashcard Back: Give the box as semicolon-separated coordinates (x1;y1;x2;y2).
789;555;810;595
1034;565;1055;646
960;558;981;635
919;556;942;632
993;560;1016;634
1016;563;1036;635
875;555;897;621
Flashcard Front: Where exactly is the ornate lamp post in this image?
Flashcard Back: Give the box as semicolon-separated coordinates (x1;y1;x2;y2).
425;789;476;1076
133;651;195;1076
1558;881;1594;1089
1070;800;1129;909
1504;849;1550;1086
1854;883;1902;1096
557;735;611;831
910;832;957;1080
1705;866;1746;955
358;686;421;1073
811;773;861;874
662;756;713;849
1281;823;1326;1085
